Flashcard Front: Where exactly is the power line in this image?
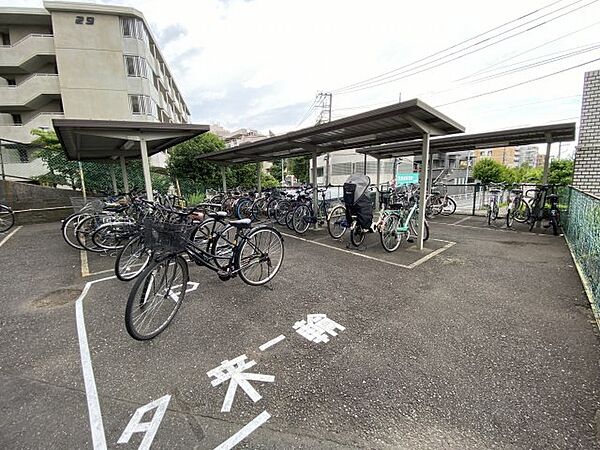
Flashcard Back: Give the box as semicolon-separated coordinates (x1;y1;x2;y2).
456;19;600;81
422;42;600;97
331;0;569;94
334;0;599;95
435;56;600;108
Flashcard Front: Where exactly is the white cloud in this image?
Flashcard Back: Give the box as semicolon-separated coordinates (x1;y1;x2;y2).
3;0;598;145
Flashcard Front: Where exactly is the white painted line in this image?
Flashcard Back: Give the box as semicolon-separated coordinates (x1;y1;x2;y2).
0;225;22;248
435;221;556;237
259;334;286;351
407;241;456;269
213;411;271;450
80;250;90;277
85;268;114;278
280;232;411;269
75;275;116;450
452;216;471;225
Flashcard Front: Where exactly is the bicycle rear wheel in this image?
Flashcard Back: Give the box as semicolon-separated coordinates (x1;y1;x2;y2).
275;200;291;225
0;205;15;233
327;205;347;239
76;216;106;253
409;216;429;242
440;197;456;216
236;227;284;286
115;235;151;281
62;213;88;250
350;224;365;247
125;255;189;340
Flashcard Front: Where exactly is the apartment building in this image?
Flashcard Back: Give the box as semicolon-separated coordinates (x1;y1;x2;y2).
472;146;518;168
0;1;190;179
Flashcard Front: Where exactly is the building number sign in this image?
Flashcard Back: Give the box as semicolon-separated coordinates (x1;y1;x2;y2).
75;16;95;25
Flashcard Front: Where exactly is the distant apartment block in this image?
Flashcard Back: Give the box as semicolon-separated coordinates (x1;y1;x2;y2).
0;1;190;180
472;146;518;168
210;124;268;148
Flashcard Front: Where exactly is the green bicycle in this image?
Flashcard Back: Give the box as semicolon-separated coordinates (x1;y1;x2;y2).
379;187;429;252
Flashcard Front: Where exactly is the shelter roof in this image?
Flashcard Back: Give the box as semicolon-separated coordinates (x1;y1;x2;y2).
198;99;465;163
53;119;209;161
357;122;576;159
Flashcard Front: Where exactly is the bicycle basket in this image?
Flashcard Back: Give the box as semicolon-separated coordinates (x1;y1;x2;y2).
70;197;103;213
143;219;192;253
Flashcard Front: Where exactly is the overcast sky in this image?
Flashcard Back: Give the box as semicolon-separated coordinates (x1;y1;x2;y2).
5;0;600;156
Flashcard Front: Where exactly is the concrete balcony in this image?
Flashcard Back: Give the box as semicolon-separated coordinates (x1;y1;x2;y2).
0;112;64;143
0;74;60;111
0;34;56;74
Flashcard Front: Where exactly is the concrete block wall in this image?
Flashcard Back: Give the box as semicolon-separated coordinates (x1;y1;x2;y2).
574;70;600;196
0;180;80;209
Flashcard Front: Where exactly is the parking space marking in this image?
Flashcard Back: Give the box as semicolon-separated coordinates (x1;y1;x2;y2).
80;250;90;277
0;225;22;248
453;216;471;225
281;232;455;269
407;240;456;269
75;275;116;450
259;335;286;351
214;411;271;450
435;220;557;237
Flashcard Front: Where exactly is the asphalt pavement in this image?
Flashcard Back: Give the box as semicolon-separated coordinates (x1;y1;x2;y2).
0;216;598;449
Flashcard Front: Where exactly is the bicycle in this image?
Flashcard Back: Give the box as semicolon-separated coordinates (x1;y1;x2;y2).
486;183;504;226
292;187;337;234
425;185;457;218
379;185;429;252
125;215;284;340
505;186;531;228
0;204;15;233
527;185;561;235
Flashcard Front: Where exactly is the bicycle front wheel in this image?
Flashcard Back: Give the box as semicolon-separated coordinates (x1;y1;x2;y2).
125;255;189;340
440;197;456;216
115;235;151;281
350;224;365;247
327;205;347;239
236;227;284;286
292;204;311;234
0;205;15;233
409;216;429;242
380;214;401;252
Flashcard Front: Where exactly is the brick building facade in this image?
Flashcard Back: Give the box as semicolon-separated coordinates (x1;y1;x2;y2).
573;70;600;195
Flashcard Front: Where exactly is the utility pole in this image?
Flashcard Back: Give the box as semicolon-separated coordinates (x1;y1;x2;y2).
315;92;332;186
0;139;5;181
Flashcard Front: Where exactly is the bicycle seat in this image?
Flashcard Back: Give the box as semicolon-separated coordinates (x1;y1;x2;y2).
207;211;228;218
229;218;252;229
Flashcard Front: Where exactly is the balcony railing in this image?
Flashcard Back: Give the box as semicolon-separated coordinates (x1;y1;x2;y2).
0;34;55;70
0;74;60;108
0;112;64;143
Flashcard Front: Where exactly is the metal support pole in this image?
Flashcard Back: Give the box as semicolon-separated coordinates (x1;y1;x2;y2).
312;151;318;229
417;133;430;251
428;152;434;194
139;135;153;201
363;153;367;175
221;166;227;193
472;183;478;216
375;158;381;211
325;153;330;186
542;141;552;184
0;140;5;181
120;155;129;193
257;162;262;193
110;164;118;194
78;161;87;202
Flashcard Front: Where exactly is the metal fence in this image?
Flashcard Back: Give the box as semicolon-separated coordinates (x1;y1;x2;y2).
562;187;600;318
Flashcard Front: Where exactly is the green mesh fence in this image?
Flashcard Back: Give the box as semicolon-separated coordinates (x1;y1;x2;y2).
563;187;600;317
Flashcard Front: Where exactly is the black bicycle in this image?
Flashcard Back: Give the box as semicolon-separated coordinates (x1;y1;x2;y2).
528;185;561;235
125;216;284;340
0;204;15;233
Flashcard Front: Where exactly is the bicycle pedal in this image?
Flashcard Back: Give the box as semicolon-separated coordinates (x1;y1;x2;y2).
217;270;231;281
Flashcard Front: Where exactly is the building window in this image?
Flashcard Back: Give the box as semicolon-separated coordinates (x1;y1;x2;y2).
129;95;157;118
331;162;352;176
317;167;324;177
121;17;148;42
124;55;149;78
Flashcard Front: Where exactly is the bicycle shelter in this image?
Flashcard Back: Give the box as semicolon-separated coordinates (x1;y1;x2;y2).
357;122;576;193
53;119;210;201
198;98;465;250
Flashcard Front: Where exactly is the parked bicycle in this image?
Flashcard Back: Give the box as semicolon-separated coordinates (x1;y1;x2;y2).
425;185;457;218
527;185;561;235
505;186;531;228
486;183;504;226
0;204;15;233
125;213;284;340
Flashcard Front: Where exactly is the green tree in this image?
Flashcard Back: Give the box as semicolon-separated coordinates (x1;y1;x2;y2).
548;159;574;185
288;155;310;183
260;173;279;189
270;158;283;182
32;129;80;188
167;132;225;194
472;158;504;184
